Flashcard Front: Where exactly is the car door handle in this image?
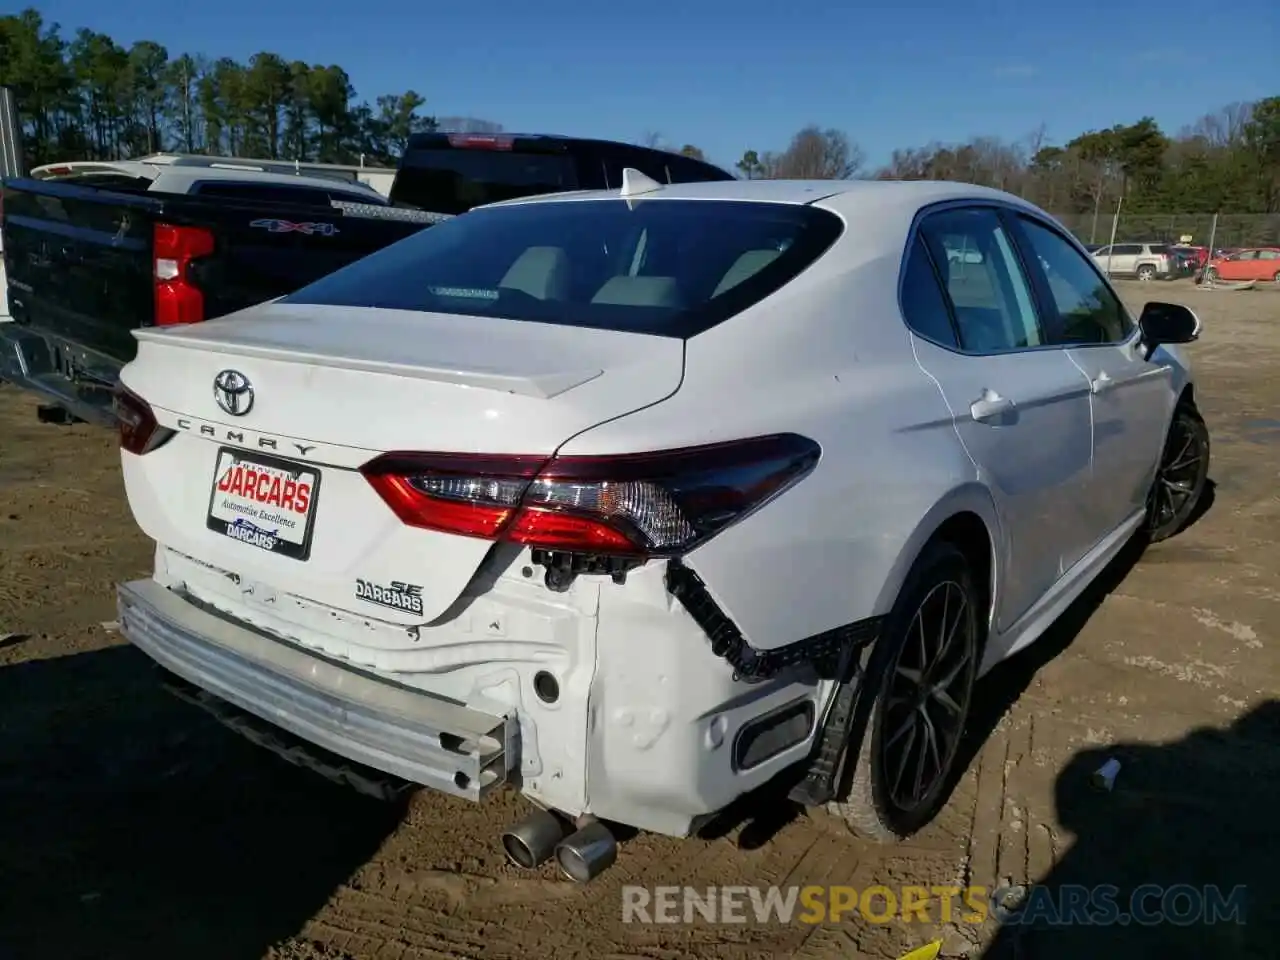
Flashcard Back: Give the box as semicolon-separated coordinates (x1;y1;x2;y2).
970;389;1015;424
1090;371;1114;394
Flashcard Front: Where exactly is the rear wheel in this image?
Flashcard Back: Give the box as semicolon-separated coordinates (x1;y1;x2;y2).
829;541;982;841
1272;270;1280;284
1144;404;1210;543
1137;264;1156;281
1204;267;1219;283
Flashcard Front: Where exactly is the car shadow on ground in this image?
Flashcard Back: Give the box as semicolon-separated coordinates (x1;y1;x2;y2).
980;699;1280;959
0;643;406;960
703;483;1218;849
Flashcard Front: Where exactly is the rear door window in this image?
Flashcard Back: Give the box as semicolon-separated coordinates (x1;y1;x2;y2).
389;146;578;215
283;198;843;338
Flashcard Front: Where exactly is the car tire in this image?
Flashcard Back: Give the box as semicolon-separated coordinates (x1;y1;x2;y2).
1137;265;1156;281
1273;270;1280;284
1204;267;1219;283
828;540;982;841
1144;403;1211;543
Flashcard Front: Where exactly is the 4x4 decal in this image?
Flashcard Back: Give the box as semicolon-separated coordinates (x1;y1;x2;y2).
249;218;340;237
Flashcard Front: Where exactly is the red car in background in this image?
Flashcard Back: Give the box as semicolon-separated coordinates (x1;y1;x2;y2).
1204;247;1280;283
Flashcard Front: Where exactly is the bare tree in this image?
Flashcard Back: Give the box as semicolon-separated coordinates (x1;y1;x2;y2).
772;125;865;179
638;130;665;149
1186;101;1255;147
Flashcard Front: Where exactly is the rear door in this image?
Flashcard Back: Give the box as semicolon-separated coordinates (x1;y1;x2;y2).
906;206;1095;632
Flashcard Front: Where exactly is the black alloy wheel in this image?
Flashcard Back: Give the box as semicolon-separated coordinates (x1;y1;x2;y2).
1145;404;1211;543
830;541;981;840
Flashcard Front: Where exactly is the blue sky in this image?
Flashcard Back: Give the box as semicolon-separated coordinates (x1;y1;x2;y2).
33;0;1280;171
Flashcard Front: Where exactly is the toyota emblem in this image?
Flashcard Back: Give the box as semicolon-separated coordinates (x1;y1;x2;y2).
213;369;254;417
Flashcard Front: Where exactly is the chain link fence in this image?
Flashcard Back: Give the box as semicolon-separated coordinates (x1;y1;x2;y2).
1050;212;1280;250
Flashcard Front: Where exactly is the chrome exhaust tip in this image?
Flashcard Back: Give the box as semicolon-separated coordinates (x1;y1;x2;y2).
553;819;618;883
501;808;569;869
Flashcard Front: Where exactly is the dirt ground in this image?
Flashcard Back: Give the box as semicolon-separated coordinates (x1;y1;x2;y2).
1;281;1277;960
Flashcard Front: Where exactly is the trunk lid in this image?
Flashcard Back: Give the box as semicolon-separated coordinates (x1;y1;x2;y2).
120;301;684;624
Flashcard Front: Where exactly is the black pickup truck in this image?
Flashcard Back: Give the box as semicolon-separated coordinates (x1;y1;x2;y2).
0;133;734;425
0;178;439;424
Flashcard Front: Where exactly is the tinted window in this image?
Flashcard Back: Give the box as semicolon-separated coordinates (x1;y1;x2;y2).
389;148;578;215
48;172;154;193
598;146;670;189
1112;244;1143;255
1018;217;1133;345
193;181;341;206
919;208;1042;352
900;234;958;347
1235;250;1258;260
664;154;735;183
283;199;843;339
1148;244;1170;254
1259;250;1280;261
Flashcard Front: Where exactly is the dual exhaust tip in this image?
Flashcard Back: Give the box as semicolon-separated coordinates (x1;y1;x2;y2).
501;808;617;883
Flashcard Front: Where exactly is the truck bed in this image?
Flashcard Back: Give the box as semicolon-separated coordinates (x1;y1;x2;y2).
0;177;439;424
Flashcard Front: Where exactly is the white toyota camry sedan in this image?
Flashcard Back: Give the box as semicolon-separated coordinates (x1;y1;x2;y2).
112;172;1210;883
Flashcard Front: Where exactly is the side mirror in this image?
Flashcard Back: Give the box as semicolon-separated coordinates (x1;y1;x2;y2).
1138;301;1200;360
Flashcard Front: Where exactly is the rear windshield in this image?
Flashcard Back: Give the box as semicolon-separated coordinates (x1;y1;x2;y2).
282;199;844;338
389;148;578;215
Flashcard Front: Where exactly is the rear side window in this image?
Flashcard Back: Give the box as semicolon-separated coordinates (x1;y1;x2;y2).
283;199;843;338
389;148;578;215
918;207;1043;352
900;234;958;347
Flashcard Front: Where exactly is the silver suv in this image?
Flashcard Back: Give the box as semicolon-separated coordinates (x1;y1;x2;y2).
1091;242;1176;281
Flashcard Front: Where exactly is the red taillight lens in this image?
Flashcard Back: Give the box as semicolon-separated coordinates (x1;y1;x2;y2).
153;222;215;326
446;133;514;150
113;385;174;455
361;435;821;557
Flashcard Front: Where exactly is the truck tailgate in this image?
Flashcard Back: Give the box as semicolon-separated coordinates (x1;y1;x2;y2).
2;178;157;363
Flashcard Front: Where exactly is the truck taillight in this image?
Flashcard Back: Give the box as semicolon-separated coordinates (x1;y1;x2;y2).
113;385;175;455
153;222;215;326
446;133;514;151
361;435;822;557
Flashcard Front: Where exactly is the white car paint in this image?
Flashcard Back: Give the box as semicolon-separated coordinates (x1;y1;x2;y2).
111;177;1198;843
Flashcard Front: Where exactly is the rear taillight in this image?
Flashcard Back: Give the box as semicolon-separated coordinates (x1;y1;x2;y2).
153;222;215;326
361;435;821;557
446;133;514;151
113;385;174;455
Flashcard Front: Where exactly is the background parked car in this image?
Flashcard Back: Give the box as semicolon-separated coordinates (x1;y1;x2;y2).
1171;244;1209;270
1204;247;1280;284
1091;242;1177;280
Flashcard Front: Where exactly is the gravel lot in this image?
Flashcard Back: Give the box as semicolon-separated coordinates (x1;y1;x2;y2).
1;280;1277;960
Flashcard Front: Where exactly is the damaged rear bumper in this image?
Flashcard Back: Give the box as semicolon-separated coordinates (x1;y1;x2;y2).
117;578;518;801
